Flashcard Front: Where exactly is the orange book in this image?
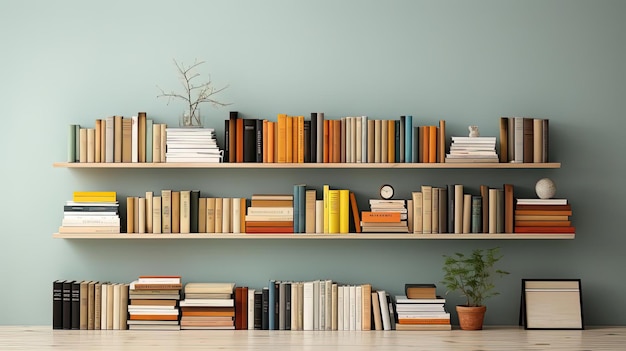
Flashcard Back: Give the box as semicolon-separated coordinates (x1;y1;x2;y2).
387;120;395;162
277;114;287;163
514;226;576;233
267;121;275;163
333;120;341;163
180;310;235;317
286;115;293;163
229;111;238;163
514;209;572;216
438;120;446;163
240;198;247;234
323;119;330;163
429;125;438;163
297;115;304;163
421;126;429;163
350;191;361;233
515;220;571;227
262;119;268;163
236;117;244;163
361;212;401;223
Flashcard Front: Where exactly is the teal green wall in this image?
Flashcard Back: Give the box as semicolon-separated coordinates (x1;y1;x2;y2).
1;0;624;326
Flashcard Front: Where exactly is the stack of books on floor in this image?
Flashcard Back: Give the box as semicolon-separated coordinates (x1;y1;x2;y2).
165;127;223;163
245;194;294;233
394;283;451;330
360;199;408;233
127;275;182;330
179;282;236;329
445;136;498;163
59;191;120;234
514;198;574;234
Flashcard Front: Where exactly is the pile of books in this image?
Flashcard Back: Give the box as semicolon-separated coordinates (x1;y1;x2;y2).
127;275;182;330
179;282;236;329
165;127;223;163
360;199;408;233
394;283;451;330
445;136;498;163
514;198;574;234
59;191;120;234
245;194;294;233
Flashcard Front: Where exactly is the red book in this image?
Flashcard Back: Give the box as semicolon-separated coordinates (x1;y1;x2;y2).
514;226;576;233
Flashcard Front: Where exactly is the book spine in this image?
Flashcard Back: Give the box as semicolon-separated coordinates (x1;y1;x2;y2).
471;195;482;233
405;115;413;163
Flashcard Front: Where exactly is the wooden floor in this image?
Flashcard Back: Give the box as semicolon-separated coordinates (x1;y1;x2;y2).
1;326;625;350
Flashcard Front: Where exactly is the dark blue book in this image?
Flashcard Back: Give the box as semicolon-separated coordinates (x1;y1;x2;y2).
405;115;413;163
395;120;400;162
399;116;405;163
268;280;276;330
261;287;269;330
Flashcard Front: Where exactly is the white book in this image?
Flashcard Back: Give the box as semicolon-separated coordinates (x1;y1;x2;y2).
319;280;325;331
361;116;368;163
378;290;391;330
112;284;121;330
355;117;362;163
325;279;332;331
248;288;255;330
303;281;314;331
290;284;298;331
312;280;319;330
100;283;108;329
343;286;350;330
513;117;524;163
349;285;356;331
355;285;362;331
145;191;153;233
516;198;568;205
179;299;234;307
315;200;324;233
138;197;145;233
105;116;114;163
232;198;241;234
247;207;293;216
337;285;344;331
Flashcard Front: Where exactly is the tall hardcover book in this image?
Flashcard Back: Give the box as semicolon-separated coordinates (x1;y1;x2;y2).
171;191;180;233
243;118;257;162
53;280;64;329
68;124;77;162
228;111;238;163
223;119;230;162
523;117;534;163
161;189;172;233
180;190;191;233
190;190;200;233
438;119;446;163
480;184;490;233
405;115;413;163
471;195;482;234
121;118;132;163
454;184;464;234
257;119;264;162
504;183;515;233
62;280;73;330
499;117;509;163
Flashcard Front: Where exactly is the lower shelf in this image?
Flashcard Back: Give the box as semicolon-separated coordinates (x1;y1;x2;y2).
52;233;575;239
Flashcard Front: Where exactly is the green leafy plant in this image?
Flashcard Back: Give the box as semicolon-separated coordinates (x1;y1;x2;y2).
442;247;509;307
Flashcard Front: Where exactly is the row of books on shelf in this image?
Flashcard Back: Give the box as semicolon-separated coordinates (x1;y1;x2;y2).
68;113;551;165
59;185;574;235
68;114;223;164
53;276;450;331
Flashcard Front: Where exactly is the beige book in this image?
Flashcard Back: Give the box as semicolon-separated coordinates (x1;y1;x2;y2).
88;281;96;329
367;119;375;163
406;199;414;233
80;281;89;329
412;192;423;233
152;196;161;234
315;200;324;234
105;116;114;162
421;185;432;234
145;191;153;233
114;116;123;162
133;197;139;233
198;198;207;233
305;190;316;233
106;284;114;330
222;197;231;233
489;188;498;233
138;112;146;163
232;198;241;233
161;190;172;233
371;291;382;330
137;197;145;233
112;284;120;330
87;127;95;163
95;119;102;163
374;119;382;163
355;117;362;163
171;191;180;233
206;198;216;233
152;124;161;163
380;119;388;163
180;190;191;234
463;194;472;234
454;184;464;234
121;118;132;163
431;188;439;234
160;124;166;162
361;283;371;331
99;283;107;329
214;198;223;233
79;128;87;163
119;284;129;330
126;197;135;233
533;118;543;163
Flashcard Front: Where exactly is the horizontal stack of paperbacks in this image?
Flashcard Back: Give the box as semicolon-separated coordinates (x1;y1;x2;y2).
513;198;575;234
59;191;120;234
395;284;451;331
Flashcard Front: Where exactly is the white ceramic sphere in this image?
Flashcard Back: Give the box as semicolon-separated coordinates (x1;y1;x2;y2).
535;178;557;199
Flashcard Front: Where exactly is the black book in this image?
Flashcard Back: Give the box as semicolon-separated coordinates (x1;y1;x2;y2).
62;280;73;330
71;281;81;329
303;120;311;163
284;282;291;330
243;118;257;162
52;280;64;329
274;281;280;330
228;111;238;163
254;291;263;330
256;119;264;162
63;205;119;212
223;119;230;162
261;287;269;330
190;190;200;233
310;113;317;163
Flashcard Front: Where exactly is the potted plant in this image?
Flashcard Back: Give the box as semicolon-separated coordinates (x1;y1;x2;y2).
441;247;509;330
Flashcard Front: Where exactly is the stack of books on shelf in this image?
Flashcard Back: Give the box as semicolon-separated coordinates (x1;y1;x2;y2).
59;191;120;234
179;282;236;330
394;283;451;330
360;199;408;233
245;194;294;233
165;127;223;163
445;136;498;163
514;198;574;234
127;275;182;330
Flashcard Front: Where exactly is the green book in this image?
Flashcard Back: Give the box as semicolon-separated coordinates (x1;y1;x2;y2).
68;124;77;162
145;119;153;163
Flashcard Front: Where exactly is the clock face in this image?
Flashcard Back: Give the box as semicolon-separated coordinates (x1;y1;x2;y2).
380;184;394;200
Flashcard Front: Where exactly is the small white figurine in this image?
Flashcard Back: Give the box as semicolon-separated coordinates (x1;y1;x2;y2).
468;125;479;137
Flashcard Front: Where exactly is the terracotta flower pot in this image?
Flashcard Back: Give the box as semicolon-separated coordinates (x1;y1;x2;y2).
456;305;487;330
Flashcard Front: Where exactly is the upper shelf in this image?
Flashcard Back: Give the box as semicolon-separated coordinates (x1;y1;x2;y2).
53;162;561;169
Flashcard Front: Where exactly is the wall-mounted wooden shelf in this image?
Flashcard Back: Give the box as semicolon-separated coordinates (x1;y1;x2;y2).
53;162;561;169
53;233;574;240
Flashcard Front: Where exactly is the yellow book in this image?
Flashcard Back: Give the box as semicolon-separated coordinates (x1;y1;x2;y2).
328;189;340;234
297;115;304;163
323;184;330;233
277;114;287;163
339;189;349;234
267;121;275;163
73;191;117;203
